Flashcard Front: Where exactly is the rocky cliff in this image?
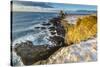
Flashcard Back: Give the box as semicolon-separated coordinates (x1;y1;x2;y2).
33;14;97;65
60;15;97;45
34;38;97;64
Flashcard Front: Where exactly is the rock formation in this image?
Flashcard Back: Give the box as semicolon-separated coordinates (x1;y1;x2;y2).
14;41;63;65
34;38;97;64
60;15;97;45
13;12;97;66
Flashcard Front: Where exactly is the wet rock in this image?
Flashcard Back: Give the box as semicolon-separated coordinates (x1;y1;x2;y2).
50;31;56;35
34;27;40;29
14;40;62;65
14;41;33;49
42;23;51;26
56;26;65;36
49;17;61;25
48;27;56;31
41;27;46;30
49;36;65;47
49;17;65;37
35;27;46;30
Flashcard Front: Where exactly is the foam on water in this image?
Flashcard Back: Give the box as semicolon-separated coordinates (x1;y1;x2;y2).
12;22;54;66
12;26;53;66
12;51;24;66
12;12;60;66
13;23;54;46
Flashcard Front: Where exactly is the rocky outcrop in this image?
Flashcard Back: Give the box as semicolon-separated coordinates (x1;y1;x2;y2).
14;16;67;65
60;15;97;45
34;38;97;64
14;40;64;65
49;17;65;37
13;13;97;66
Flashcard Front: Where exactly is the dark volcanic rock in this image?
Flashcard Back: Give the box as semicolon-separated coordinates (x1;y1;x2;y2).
41;27;46;30
48;27;56;31
49;36;65;47
50;31;56;35
56;26;65;36
14;41;62;65
42;23;51;26
35;27;46;30
49;17;61;23
35;27;40;29
49;17;65;37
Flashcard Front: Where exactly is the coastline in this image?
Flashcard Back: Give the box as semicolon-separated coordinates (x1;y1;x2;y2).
12;13;97;66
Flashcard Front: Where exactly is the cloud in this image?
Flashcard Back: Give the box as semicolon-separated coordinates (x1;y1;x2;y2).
12;3;59;12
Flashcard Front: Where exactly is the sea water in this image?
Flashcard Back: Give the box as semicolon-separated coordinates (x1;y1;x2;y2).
11;11;96;66
12;12;58;66
12;12;58;46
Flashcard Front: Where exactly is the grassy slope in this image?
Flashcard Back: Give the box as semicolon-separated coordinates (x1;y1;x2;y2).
61;14;97;45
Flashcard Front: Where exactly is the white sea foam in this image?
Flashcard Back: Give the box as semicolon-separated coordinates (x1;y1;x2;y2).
13;22;41;33
12;26;52;46
12;12;58;66
12;26;52;66
12;51;24;66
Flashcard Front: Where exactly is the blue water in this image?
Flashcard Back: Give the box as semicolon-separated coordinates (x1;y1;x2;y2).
12;11;97;66
12;11;96;45
12;12;58;45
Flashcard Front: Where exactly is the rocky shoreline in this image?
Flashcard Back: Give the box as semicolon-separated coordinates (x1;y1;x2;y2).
13;15;66;65
33;38;97;64
13;13;97;66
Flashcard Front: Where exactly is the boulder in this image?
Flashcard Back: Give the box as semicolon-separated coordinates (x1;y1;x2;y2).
14;41;62;65
49;36;65;46
34;38;97;64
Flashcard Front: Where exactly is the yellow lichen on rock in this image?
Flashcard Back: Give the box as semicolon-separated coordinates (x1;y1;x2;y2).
61;15;97;45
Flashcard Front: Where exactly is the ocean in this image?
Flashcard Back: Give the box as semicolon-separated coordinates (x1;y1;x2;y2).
12;12;59;65
11;11;96;66
12;12;58;46
12;11;96;46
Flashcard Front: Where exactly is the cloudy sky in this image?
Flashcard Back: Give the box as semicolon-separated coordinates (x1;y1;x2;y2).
11;1;97;12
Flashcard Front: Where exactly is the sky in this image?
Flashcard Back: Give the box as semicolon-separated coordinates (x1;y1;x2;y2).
12;1;97;12
50;3;97;11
